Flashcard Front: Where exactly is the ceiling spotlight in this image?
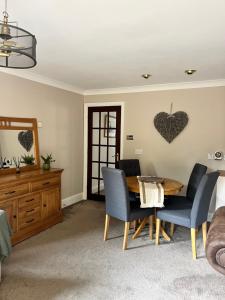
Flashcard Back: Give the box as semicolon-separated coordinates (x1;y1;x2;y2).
185;69;197;75
142;74;151;79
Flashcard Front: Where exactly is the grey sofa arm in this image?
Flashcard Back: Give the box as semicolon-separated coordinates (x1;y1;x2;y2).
206;206;225;275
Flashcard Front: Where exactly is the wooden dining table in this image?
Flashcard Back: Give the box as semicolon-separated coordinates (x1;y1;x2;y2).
126;176;183;241
126;176;183;195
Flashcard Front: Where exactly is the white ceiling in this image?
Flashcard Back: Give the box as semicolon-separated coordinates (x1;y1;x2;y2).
1;0;225;93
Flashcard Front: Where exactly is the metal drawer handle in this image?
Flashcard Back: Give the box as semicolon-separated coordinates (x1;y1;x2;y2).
5;190;16;195
26;209;35;213
26;218;34;224
42;182;50;186
26;198;34;203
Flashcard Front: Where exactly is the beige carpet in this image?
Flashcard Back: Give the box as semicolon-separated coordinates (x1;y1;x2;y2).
0;201;224;300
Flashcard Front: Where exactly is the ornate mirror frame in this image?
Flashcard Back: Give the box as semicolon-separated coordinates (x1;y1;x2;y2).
0;116;40;174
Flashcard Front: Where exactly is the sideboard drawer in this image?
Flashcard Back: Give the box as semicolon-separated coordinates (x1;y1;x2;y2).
19;204;41;219
0;183;29;201
18;193;41;209
18;213;41;230
31;176;60;192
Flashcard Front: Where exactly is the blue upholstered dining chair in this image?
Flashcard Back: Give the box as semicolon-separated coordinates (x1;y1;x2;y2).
118;159;141;177
155;171;219;259
102;167;154;250
186;163;208;201
166;163;207;207
165;163;207;236
118;159;141;203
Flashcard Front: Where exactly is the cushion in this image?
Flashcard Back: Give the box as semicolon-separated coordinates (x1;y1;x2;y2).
157;204;191;228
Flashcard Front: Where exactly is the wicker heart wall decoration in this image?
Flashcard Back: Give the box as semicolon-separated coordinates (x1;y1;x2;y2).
154;105;189;143
18;130;34;152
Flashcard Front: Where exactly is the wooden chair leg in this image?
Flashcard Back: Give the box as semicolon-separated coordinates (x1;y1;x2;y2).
170;223;175;237
103;214;110;241
191;228;197;259
196;227;198;237
133;220;137;231
149;215;154;240
155;218;161;245
130;220;136;230
202;222;207;249
123;222;130;250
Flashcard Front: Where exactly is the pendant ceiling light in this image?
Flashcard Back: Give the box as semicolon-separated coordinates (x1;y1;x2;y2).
0;0;37;69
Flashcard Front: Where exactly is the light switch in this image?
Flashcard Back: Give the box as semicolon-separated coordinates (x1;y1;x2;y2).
38;121;43;128
135;149;143;155
127;135;134;140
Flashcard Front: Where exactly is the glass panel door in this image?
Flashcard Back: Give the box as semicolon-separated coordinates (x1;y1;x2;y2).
87;106;121;200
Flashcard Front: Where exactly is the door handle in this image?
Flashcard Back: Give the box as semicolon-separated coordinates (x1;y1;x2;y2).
112;153;120;162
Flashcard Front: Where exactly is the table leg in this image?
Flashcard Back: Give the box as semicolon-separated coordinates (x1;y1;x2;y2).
161;226;171;241
132;216;171;242
132;217;148;239
149;215;154;240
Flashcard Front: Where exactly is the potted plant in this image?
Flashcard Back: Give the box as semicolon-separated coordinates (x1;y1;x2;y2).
13;157;21;173
41;154;55;170
21;154;35;165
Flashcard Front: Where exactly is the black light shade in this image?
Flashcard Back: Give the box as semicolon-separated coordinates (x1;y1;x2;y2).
0;21;37;69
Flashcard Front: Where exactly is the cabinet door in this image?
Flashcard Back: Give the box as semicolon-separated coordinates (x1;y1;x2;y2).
42;188;60;219
0;199;17;233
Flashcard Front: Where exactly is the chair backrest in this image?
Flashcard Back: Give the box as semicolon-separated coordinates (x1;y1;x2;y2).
186;163;207;201
118;159;141;177
191;171;219;228
102;167;130;221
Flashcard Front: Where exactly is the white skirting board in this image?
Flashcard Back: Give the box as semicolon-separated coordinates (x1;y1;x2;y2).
62;193;84;208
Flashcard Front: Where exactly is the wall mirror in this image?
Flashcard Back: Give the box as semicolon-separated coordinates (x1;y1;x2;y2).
0;117;40;174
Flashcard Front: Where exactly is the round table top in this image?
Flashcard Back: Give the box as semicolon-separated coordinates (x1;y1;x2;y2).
126;176;183;195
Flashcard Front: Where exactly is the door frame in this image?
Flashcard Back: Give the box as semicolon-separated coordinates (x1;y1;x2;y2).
83;102;125;200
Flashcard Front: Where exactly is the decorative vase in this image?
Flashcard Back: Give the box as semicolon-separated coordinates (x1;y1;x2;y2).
42;163;50;171
16;167;21;174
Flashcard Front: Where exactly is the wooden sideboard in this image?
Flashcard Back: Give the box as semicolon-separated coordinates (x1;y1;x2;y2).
0;168;63;245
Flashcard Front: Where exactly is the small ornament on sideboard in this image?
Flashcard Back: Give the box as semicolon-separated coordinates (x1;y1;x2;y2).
41;153;55;170
13;157;21;174
21;154;35;165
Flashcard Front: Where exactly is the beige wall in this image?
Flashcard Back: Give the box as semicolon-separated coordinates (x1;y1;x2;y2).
85;87;225;211
1;70;224;213
0;72;84;199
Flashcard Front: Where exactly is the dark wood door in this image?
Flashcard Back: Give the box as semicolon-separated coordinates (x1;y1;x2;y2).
87;106;121;200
